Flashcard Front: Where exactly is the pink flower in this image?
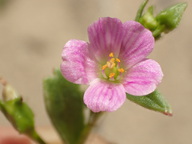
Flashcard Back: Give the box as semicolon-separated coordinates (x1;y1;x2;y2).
61;17;163;112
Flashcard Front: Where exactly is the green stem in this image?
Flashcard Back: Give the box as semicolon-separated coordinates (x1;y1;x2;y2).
27;129;47;144
135;0;149;21
153;25;165;39
76;111;104;144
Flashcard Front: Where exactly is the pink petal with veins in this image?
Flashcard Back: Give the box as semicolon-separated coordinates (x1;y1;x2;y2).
88;17;124;62
123;59;163;96
120;21;154;68
84;79;126;112
61;40;96;84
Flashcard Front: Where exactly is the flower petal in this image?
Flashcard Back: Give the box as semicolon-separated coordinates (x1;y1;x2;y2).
123;59;163;96
84;79;126;112
120;21;154;68
88;17;124;62
61;40;97;84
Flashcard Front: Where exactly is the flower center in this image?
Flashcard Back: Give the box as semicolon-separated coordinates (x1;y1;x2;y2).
101;52;125;82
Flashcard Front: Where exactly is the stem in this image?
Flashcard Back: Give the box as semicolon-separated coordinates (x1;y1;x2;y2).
27;129;47;144
153;25;165;39
135;0;149;21
76;111;104;144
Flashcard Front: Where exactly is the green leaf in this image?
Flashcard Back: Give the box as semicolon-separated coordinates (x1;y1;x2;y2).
156;2;187;31
43;69;85;144
127;90;172;116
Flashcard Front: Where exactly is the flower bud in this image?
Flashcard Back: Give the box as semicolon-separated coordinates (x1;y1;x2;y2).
0;82;46;144
139;6;159;31
135;1;187;39
156;3;187;32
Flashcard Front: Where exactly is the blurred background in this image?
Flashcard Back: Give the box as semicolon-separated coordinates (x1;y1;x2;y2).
0;0;191;144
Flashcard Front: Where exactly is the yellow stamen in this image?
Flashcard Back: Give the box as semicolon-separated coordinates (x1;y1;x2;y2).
102;64;107;70
109;52;114;57
107;61;115;68
110;58;115;63
109;73;115;78
116;58;121;63
101;52;124;81
118;68;125;73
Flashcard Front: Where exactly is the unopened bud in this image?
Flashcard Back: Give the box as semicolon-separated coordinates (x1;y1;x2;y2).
156;3;187;32
139;6;158;31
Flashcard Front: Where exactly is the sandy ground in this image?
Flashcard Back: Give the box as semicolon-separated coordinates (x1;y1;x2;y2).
0;0;192;144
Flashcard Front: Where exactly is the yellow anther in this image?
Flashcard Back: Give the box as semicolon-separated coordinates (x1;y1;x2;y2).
109;52;114;57
109;73;115;78
116;58;121;63
110;58;115;63
102;64;107;70
107;61;115;68
118;68;125;73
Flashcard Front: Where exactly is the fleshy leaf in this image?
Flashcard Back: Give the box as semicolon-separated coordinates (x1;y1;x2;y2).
156;3;187;31
126;90;172;116
43;69;85;144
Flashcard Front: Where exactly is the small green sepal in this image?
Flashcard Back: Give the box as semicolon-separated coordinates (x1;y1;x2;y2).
126;90;172;116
